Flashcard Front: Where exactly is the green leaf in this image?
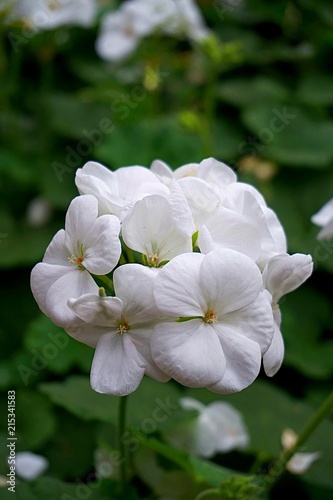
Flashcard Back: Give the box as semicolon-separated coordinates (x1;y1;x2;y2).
137;435;236;487
241;106;333;167
94;116;204;168
281;286;333;379
39;92;112;140
24;315;93;375
39;376;118;425
297;74;333;106
217;76;290;108
39;376;181;428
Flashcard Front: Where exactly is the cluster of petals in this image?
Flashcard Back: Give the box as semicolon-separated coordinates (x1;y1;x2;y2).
311;197;333;240
96;0;210;62
31;157;313;396
8;0;97;30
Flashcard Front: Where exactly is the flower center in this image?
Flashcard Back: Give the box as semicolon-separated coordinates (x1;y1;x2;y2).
147;253;159;267
117;321;129;335
204;311;218;324
47;0;60;12
68;255;85;270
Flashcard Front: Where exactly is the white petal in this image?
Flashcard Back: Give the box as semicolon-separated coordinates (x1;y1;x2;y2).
15;452;48;481
114;264;161;323
154;252;206;317
220;291;274;354
150;159;173;185
90;332;146;396
64;195;98;254
179;396;205;413
317;219;333;240
65;323;108;348
75;161;119;215
68;294;123;327
287;452;321;475
151;320;226;387
45;267;98;326
83;214;121;275
43;229;68;266
204;401;249;452
116;165;168;202
263;310;285;376
311;198;333;227
200;207;261;261
208;326;262;394
178;177;220;227
169;180;196;237
122;195;191;263
198;157;237;186
130;326;170;382
199;249;264;315
263;253;313;304
30;263;80;325
96;29;139;61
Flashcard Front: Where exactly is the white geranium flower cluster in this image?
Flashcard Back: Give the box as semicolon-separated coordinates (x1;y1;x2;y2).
31;157;313;396
96;0;210;62
8;0;97;30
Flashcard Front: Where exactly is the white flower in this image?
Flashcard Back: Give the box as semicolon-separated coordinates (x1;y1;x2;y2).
95;0;209;61
151;249;274;393
121;192;193;267
95;5;152;62
10;0;97;30
311;198;333;240
14;452;49;481
75;161;168;219
282;428;320;475
262;253;313;376
30;195;121;327
67;264;169;396
163;397;249;458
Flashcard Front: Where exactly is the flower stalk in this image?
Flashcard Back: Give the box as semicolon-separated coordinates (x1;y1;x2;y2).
264;390;333;489
118;394;129;491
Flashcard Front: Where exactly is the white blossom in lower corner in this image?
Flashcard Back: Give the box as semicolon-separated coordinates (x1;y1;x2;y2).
163;397;249;458
311;198;333;240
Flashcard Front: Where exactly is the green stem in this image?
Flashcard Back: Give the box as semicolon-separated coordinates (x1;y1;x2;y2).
264;390;333;489
194;488;219;500
93;274;114;294
118;395;128;490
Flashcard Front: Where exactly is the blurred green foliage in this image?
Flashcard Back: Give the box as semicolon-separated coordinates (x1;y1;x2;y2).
0;0;332;498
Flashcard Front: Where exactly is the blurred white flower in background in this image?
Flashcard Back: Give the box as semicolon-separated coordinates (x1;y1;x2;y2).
26;196;52;228
163;397;249;458
9;0;97;30
282;428;321;475
311;198;333;240
95;0;210;61
11;452;49;481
